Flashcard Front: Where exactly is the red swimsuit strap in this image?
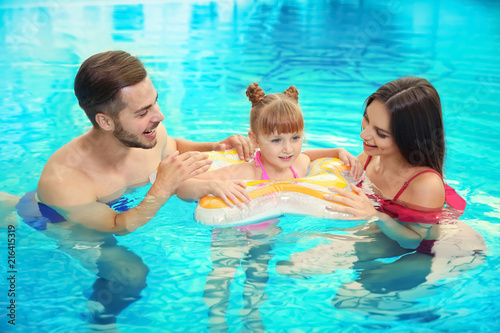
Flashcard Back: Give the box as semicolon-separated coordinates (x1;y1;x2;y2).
393;169;443;201
363;156;442;201
363;155;372;170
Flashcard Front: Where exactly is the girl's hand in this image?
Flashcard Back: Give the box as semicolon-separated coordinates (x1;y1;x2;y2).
338;149;363;180
209;180;252;209
324;184;378;220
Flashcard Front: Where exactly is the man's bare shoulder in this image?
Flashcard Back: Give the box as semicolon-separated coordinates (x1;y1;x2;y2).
38;137;96;206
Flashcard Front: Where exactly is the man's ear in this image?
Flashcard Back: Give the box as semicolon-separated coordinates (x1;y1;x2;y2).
95;113;114;131
248;131;259;148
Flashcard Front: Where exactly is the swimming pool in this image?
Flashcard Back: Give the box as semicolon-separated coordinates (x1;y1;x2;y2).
1;0;499;331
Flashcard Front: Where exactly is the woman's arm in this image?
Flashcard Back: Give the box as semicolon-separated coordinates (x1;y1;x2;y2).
324;184;436;249
368;211;431;249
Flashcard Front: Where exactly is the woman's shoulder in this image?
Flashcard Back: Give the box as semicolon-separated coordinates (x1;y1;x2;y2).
399;169;445;210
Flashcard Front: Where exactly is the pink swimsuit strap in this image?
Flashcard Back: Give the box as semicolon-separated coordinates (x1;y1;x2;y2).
254;151;298;180
364;155;443;201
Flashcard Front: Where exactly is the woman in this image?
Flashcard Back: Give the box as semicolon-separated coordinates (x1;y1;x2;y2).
277;77;486;319
319;77;471;254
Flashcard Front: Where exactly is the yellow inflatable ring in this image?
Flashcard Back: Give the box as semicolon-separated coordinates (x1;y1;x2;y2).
195;149;356;226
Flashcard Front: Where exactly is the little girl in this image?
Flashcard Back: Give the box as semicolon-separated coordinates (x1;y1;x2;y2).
177;82;361;330
176;82;361;207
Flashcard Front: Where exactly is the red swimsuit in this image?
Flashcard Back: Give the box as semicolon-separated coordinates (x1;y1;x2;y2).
362;156;466;255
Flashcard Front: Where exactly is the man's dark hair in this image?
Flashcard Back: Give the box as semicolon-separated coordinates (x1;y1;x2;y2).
74;51;147;128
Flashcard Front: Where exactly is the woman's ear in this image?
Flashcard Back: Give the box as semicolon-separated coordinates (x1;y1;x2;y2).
95;113;114;131
248;131;259;148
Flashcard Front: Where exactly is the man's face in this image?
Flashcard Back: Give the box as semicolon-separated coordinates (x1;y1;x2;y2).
113;76;165;149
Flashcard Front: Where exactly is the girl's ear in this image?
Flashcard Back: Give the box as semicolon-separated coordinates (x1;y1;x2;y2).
248;131;259;147
95;113;115;131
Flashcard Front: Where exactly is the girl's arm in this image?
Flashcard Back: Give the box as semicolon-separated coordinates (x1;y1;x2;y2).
176;165;252;209
303;148;363;179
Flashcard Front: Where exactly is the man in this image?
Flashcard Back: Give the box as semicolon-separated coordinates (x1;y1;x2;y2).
34;50;253;233
12;50;254;327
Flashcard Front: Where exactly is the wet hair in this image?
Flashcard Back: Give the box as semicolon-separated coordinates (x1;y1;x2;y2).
365;77;445;175
74;50;147;128
246;83;304;136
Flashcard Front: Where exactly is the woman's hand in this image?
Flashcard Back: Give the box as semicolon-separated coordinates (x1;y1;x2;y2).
208;180;252;209
324;184;378;220
338;149;363;180
326;185;428;249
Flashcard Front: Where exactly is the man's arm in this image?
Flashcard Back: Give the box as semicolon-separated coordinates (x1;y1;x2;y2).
37;151;211;234
175;134;255;161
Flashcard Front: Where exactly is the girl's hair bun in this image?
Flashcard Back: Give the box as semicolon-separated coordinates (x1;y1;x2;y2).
283;86;299;102
246;82;266;106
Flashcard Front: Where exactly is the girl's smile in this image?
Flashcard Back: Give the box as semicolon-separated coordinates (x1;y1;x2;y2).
279;155;293;161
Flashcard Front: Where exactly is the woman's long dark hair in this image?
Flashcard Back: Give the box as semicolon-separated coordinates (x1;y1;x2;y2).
365;77;445;175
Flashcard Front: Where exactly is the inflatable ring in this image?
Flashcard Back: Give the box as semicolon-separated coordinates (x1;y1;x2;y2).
195;149;356;226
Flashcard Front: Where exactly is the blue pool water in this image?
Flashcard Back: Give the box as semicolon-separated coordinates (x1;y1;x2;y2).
1;0;499;332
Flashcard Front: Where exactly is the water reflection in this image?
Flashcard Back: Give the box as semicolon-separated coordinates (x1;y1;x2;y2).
204;220;281;332
277;221;487;321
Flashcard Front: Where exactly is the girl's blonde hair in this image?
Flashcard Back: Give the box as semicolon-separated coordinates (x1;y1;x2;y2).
246;83;304;136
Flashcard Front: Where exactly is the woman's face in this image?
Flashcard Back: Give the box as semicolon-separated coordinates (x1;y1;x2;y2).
360;99;399;157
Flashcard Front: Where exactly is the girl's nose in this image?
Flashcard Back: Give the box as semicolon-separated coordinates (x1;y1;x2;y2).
283;141;292;152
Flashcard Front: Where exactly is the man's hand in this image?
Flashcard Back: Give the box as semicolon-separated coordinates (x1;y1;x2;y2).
150;151;212;198
216;135;255;161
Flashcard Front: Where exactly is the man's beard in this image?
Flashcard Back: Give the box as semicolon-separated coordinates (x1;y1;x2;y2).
113;121;156;149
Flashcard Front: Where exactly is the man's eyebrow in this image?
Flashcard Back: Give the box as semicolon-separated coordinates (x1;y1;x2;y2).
134;92;158;114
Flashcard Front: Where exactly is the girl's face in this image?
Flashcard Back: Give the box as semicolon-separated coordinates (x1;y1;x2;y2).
251;130;303;169
360;99;399;157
